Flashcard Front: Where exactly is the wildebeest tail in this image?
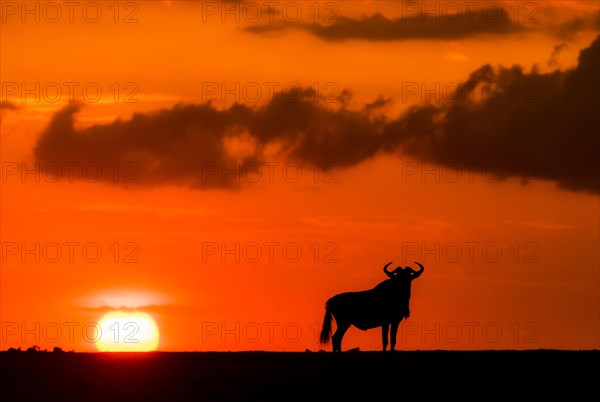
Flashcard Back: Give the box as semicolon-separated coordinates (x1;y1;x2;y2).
319;302;333;345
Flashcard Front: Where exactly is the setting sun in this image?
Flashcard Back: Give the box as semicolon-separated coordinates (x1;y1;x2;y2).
95;311;159;352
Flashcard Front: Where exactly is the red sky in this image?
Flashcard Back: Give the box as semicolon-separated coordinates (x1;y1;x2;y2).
1;0;599;352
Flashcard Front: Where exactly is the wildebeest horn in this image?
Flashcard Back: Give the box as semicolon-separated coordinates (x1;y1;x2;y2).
409;262;424;280
383;262;394;278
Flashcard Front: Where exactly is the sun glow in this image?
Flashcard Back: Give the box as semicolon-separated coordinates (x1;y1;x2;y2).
95;311;159;352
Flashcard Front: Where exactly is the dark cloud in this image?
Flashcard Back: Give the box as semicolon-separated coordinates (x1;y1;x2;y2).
383;35;600;193
35;37;599;193
552;14;600;40
0;101;19;110
34;90;386;189
245;8;598;42
547;43;567;67
246;7;527;41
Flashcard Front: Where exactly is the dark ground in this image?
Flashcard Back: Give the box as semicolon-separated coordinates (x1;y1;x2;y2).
0;350;597;401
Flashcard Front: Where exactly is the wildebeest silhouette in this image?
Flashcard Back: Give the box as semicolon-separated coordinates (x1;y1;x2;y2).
319;261;424;352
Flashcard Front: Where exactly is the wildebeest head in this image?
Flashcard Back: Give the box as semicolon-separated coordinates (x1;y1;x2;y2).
383;261;424;281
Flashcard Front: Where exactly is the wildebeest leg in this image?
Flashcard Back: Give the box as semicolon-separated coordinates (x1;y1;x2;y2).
390;321;400;351
382;324;389;351
332;321;350;353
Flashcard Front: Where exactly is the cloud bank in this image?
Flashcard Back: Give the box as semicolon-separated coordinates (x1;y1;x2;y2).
34;37;599;193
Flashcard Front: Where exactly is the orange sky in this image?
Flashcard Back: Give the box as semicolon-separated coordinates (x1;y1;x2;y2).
1;1;599;352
